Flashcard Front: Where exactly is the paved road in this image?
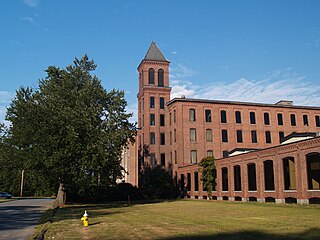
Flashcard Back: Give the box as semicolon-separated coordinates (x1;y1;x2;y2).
0;198;54;240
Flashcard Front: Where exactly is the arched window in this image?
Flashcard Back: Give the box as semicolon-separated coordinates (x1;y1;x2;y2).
158;69;164;86
306;152;320;190
247;163;257;191
264;160;275;191
148;68;155;84
283;157;296;190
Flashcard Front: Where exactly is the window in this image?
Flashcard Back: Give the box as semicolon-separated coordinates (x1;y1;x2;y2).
160;133;165;145
190;128;196;142
277;113;283;125
234;165;241;191
150;153;156;166
158;69;164;87
206;129;212;142
247;163;257;191
303;114;309;126
316;115;320;127
190;150;197;163
160;153;165;166
148;68;155;84
279;131;284;143
221;110;227;123
169;112;172;125
189;109;196;122
174;150;177;164
290;114;296;126
160;97;165;109
250;112;256;124
205;110;212;122
170;131;172;145
150;132;155;145
150;97;155;108
264;112;270;125
222;167;228;191
236;130;243;143
222;129;228;142
187;173;191;191
150;114;155;126
223;150;229;158
174;110;176;123
194;172;199;191
235;111;241;124
174;129;176;142
160;114;165;126
251;130;257;143
207;150;213;157
265;131;271;143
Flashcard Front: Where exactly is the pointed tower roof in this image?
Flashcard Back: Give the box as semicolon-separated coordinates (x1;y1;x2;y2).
144;41;169;62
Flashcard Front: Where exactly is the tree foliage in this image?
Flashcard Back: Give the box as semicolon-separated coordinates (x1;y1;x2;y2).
199;156;216;199
2;55;136;202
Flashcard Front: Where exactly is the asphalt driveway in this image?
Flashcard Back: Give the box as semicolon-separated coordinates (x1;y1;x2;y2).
0;198;54;240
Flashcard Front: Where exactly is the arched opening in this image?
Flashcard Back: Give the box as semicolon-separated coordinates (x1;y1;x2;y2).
306;152;320;190
233;165;242;191
247;163;257;191
158;69;164;86
222;196;228;201
285;197;297;204
187;173;191;191
211;196;217;200
249;197;257;202
222;167;228;191
309;198;320;204
235;196;242;201
195;195;199;199
148;68;155;84
203;196;207;200
264;160;275;191
283;157;296;190
265;197;276;203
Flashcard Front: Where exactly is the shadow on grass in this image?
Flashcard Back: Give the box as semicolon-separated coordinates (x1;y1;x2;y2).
162;228;320;240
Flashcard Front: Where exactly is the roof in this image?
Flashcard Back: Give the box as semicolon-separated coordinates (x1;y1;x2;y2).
144;41;169;62
167;97;320;110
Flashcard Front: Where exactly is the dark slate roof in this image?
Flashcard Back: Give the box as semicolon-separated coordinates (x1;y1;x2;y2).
144;41;168;62
167;97;320;110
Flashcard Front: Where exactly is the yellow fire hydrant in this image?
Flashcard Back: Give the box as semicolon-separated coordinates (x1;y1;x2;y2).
81;210;89;227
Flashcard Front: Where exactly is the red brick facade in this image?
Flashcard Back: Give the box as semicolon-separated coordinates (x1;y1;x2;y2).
131;42;320;203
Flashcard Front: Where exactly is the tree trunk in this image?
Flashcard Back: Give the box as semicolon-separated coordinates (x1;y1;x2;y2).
55;182;66;206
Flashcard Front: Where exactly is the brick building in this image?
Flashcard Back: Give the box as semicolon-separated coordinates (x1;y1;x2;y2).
127;41;320;204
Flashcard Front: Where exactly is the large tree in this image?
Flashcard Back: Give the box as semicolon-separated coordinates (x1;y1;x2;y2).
199;156;216;199
5;55;136;204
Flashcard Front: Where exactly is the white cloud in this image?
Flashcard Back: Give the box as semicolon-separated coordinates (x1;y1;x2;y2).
0;91;15;125
21;17;40;27
126;103;138;123
171;68;320;106
24;0;40;7
170;64;196;79
172;51;177;55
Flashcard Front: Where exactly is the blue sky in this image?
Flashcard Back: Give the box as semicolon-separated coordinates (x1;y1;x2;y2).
1;0;320;124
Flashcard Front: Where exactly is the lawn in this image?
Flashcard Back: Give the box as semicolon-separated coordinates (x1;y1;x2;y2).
43;200;320;240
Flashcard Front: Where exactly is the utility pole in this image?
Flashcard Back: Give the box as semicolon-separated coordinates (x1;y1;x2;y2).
20;169;24;197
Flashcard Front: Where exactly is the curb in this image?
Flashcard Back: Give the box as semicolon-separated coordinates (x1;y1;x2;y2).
33;206;59;240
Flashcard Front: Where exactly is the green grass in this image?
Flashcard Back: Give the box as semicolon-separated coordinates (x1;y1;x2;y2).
44;200;320;240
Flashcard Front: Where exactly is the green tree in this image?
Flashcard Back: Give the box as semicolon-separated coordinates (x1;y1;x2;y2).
199;156;216;199
5;55;136;204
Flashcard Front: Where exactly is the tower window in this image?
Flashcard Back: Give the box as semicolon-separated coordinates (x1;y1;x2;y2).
160;97;165;109
158;69;164;87
264;112;270;125
150;114;155;126
160;133;165;145
150;97;155;108
189;109;196;122
235;111;241;124
148;68;155;84
250;112;256;124
277;113;283;126
221;110;227;123
290;114;296;126
205;110;212;122
160;114;165;126
150;132;155;145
